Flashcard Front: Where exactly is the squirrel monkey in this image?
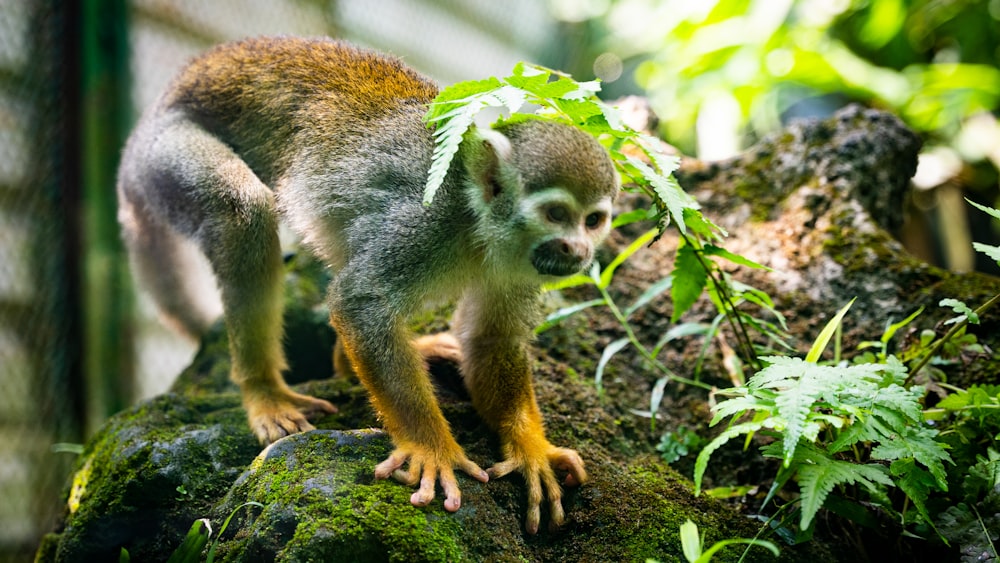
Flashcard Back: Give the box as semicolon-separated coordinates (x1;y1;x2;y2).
117;37;619;533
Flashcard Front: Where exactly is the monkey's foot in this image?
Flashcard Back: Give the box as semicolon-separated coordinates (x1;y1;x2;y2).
413;333;463;364
488;440;587;534
374;444;489;512
243;386;337;445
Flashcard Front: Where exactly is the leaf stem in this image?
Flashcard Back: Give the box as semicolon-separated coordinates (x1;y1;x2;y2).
905;292;1000;386
598;284;713;390
680;231;762;372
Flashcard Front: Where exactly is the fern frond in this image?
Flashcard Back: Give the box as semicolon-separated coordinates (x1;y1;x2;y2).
891;458;939;525
624;155;696;234
747;356;806;390
710;393;765;425
797;458;892;530
423;103;478;206
870;384;924;425
693;420;766;495
871;425;952;489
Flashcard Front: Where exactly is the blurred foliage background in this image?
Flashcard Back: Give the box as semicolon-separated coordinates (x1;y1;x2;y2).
550;0;1000;273
1;1;998;561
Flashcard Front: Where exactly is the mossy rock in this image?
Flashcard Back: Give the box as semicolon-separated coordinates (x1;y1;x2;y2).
37;294;823;562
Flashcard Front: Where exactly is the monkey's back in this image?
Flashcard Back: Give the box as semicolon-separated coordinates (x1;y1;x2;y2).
163;37;440;183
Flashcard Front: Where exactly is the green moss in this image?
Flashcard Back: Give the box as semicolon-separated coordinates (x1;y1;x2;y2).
283;486;464;562
210;430;467;562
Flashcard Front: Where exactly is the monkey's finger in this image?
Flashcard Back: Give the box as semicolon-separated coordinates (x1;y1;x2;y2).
547;499;566;533
524;467;544;535
439;466;462;512
410;463;437;507
251;412;313;445
458;457;489;483
374;451;408;479
302;397;337;417
540;466;566;532
392;461;421;486
486;458;520;480
550;447;587;486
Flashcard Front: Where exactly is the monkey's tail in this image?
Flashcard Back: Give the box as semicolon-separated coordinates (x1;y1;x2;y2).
118;196;224;341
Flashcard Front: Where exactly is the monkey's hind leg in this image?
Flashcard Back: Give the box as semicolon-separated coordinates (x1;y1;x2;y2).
335;333;461;379
412;333;463;365
121;115;335;444
118;197;222;341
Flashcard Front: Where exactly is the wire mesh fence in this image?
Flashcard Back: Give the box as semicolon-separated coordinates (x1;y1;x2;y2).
0;2;555;560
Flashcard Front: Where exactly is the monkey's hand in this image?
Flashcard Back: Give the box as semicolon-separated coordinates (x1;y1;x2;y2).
243;383;337;445
375;442;489;512
488;434;587;534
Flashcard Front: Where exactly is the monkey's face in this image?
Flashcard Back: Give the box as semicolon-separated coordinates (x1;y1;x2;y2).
522;188;613;278
462;120;620;281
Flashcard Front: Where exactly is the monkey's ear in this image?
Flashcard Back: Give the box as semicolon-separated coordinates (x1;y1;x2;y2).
462;128;513;202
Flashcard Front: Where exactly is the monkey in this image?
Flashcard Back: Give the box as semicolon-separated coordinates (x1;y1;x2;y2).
117;36;619;534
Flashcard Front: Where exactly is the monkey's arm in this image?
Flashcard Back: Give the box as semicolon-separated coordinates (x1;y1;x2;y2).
328;276;488;512
454;285;587;534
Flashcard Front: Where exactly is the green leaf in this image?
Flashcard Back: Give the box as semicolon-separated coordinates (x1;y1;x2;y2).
679;519;703;562
671;243;708;323
871;426;952;489
881;306;924;345
600;228;658;289
649;376;670;428
626;275;672;316
206;502;263;563
535;298;606;333
966;198;1000;221
797;458;892;530
542;271;596;292
683;208;727;240
423;77;503;122
698;539;780;562
612;208;652;228
625;155;696;234
805;299;855;363
595;337;629;394
773;368;830;466
703;245;769;270
891;459;938;527
710;393;766;424
693;420;766;494
972;242;1000;264
940;298;979;325
423;108;479;206
167;518;211;563
653;322;710;357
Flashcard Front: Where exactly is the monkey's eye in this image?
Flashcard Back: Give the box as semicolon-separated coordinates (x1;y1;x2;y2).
545;205;570;224
585;212;606;229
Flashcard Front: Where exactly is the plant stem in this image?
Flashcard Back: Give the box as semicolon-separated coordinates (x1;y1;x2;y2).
681;232;762;372
905;292;1000;386
598;285;713;390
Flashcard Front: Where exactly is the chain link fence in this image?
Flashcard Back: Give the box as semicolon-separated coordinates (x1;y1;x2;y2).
0;2;557;560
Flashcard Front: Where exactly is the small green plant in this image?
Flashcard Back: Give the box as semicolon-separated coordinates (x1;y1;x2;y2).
657;425;706;464
695;199;1000;546
694;301;953;533
646;519;779;563
146;502;263;563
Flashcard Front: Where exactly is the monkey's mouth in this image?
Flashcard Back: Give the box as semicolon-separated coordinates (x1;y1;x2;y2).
533;259;584;277
531;240;588;277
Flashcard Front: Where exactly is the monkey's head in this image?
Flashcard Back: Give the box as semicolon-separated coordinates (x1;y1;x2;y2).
461;120;620;280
